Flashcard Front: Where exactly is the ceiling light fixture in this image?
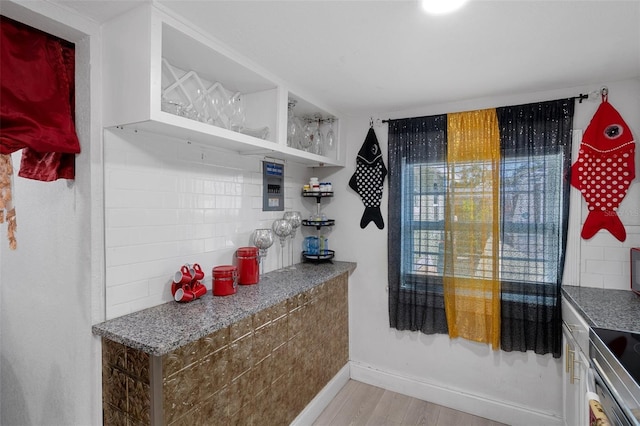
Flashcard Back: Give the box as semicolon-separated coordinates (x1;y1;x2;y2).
421;0;469;15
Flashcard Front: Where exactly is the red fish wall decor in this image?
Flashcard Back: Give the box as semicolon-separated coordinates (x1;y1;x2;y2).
570;94;636;242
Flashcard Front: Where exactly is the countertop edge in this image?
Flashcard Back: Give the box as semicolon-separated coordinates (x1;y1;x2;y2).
561;286;597;327
93;261;357;356
562;285;640;333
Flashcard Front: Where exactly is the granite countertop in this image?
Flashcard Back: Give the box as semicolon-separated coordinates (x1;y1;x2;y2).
92;261;357;356
562;285;640;333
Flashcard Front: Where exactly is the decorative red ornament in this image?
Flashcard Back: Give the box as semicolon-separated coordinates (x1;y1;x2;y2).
570;95;635;241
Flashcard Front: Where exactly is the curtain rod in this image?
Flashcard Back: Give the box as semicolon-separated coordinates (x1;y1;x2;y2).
377;86;609;125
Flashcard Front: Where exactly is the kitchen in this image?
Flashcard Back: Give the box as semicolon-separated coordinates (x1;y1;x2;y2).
1;1;639;425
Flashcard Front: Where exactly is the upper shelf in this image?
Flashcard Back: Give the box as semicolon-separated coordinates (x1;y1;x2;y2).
102;3;345;167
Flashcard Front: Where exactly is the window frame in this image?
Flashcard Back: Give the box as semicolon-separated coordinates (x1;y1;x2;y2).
399;152;566;302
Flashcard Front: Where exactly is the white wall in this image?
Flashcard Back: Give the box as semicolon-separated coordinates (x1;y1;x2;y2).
0;1;103;425
314;78;640;425
103;129;314;319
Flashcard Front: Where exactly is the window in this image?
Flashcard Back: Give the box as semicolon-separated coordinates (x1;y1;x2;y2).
403;154;565;286
403;162;446;280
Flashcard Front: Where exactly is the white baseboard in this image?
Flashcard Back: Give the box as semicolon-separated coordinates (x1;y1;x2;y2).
290;364;351;426
349;361;563;426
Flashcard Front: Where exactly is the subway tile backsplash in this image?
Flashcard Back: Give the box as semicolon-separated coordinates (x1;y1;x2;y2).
104;129;309;320
580;224;640;291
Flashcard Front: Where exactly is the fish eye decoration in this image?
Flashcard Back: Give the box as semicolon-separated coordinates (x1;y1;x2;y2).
349;123;387;229
604;124;623;139
570;89;636;242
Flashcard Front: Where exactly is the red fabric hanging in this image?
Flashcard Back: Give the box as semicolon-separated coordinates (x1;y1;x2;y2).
0;15;80;181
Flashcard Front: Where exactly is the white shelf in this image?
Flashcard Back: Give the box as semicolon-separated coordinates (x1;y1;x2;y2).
102;3;345;167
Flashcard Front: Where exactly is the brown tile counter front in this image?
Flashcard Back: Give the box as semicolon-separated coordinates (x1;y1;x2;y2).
95;262;354;425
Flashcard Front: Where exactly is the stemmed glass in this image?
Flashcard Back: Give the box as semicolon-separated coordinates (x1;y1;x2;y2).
313;115;324;156
272;219;292;270
253;229;274;277
227;93;245;132
194;88;211;123
325;117;336;152
283;211;302;269
300;117;314;152
287;100;302;148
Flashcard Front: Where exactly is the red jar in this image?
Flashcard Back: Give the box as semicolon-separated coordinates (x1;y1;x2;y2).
236;246;259;285
212;265;238;296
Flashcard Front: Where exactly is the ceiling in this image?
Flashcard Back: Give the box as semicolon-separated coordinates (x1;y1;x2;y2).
57;0;640;115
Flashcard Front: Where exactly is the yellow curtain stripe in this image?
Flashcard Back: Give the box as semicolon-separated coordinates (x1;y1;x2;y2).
443;109;501;349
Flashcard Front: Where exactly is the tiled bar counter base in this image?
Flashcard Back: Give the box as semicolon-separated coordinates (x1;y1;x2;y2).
95;263;354;425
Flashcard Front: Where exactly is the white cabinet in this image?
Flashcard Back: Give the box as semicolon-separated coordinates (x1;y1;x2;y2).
562;298;590;426
102;3;345;167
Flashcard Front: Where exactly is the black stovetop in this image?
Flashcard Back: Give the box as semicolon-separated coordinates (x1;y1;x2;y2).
592;327;640;387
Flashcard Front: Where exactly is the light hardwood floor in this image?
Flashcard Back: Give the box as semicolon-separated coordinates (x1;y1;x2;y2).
312;380;509;426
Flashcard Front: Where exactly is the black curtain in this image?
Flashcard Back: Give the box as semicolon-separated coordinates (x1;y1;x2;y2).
497;99;574;358
388;115;449;335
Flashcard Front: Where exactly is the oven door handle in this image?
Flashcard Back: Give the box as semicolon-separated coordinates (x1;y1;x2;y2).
586;368;611;426
592;357;635;424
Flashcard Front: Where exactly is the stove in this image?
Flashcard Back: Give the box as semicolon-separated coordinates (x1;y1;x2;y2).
590;327;640;425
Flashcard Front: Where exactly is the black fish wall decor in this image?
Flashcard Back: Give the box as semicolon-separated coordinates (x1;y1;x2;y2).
349;127;387;229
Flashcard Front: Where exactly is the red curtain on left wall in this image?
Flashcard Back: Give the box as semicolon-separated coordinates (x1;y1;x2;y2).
0;15;80;181
0;16;80;249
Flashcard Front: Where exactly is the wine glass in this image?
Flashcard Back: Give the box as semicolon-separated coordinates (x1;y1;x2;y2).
194;88;211;123
313;115;324;156
272;219;292;270
300;117;314;152
205;92;221;127
283;211;302;268
206;83;228;128
253;229;274;277
228;92;245;132
287;100;302;148
325;117;336;152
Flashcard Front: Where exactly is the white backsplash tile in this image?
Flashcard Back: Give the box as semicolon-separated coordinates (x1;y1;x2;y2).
581;244;604;260
107;279;150;305
579;273;605;288
579;225;640;290
104;128;309;319
585;259;623;276
603;245;632;261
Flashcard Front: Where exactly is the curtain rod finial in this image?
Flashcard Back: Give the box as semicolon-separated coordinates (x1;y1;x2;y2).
370;118;385;127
